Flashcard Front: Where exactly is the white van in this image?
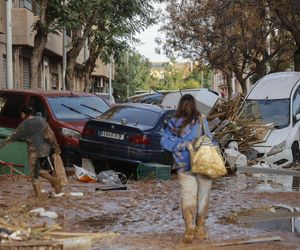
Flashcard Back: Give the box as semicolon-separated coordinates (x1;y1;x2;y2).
238;72;300;167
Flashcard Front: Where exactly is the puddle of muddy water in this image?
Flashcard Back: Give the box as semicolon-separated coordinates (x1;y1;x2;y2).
254;174;294;191
240;206;300;234
70;215;119;232
244;172;300;192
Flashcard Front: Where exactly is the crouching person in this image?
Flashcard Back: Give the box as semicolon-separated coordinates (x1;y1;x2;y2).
161;94;213;243
0;104;62;197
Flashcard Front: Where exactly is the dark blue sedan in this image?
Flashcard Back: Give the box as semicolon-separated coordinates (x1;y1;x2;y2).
79;103;174;165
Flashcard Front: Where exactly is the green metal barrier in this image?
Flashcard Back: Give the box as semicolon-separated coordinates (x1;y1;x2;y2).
0;127;29;176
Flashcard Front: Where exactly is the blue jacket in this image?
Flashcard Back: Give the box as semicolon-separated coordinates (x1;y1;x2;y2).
160;116;213;172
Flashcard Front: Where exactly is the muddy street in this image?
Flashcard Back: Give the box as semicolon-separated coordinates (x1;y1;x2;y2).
0;171;300;249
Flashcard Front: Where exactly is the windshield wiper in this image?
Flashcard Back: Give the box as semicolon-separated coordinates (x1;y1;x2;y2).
80;104;104;114
61;104;94;119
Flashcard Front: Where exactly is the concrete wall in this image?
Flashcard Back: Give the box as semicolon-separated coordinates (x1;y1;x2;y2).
92;59;115;80
0;34;5;88
0;0;5;34
0;5;113;90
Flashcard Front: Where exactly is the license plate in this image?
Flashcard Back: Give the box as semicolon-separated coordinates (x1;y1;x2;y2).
99;130;125;140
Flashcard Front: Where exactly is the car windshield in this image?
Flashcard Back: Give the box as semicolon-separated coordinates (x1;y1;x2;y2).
239;99;290;128
48;96;109;121
99;106;161;127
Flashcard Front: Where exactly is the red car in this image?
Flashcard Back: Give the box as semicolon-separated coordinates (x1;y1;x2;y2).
0;89;110;166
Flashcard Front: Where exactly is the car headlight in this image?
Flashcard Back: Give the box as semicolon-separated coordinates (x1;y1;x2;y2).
267;141;286;156
61;128;81;138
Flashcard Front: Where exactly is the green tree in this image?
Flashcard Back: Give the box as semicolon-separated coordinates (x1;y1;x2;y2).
268;0;300;71
113;49;152;99
65;0;154;90
159;0;295;96
30;0;67;88
149;62;202;91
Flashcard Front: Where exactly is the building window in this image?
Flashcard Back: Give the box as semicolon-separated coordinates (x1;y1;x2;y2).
3;55;7;88
23;58;30;89
51;73;58;90
18;0;32;11
18;0;40;16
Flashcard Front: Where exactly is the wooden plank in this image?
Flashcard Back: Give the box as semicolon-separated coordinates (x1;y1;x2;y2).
212;236;282;247
237;166;300;177
62;238;91;250
95;184;127;191
208;117;221;132
213;119;230;133
45;231;119;238
0;240;62;247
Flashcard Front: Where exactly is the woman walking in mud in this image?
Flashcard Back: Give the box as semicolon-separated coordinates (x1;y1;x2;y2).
0;104;62;197
161;94;213;243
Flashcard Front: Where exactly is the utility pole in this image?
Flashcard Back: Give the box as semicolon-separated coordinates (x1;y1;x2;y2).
266;5;271;73
126;50;129;99
109;56;113;104
6;0;13;89
62;28;67;90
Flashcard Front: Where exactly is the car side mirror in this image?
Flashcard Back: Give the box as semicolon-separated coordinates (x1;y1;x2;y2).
296;113;300;121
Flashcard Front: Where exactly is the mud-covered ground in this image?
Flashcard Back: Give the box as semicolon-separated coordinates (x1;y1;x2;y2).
0;171;300;249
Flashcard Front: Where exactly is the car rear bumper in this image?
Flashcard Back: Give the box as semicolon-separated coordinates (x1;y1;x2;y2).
62;145;82;167
79;139;166;163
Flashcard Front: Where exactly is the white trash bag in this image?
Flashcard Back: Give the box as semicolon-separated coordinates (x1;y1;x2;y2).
74;165;97;183
97;170;122;185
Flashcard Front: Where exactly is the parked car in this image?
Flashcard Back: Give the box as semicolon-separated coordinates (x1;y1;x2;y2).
161;88;221;116
126;91;167;105
79;103;174;166
95;92;115;105
238;72;300;167
0;89;110;166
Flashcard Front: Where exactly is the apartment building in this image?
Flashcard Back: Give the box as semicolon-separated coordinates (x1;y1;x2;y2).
212;70;244;97
0;0;113;91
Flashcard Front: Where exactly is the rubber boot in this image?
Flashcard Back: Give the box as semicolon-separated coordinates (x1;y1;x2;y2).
39;172;62;194
182;206;195;244
195;216;207;241
32;182;42;198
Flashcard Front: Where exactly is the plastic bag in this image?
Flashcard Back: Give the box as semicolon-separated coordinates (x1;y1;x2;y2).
74;165;97;183
97;170;123;185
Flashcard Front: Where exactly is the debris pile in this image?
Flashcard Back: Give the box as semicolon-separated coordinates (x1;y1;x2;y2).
0;206;118;248
208;94;275;165
0;209;60;244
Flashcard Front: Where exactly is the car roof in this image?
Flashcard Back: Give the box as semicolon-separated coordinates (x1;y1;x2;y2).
248;72;300;99
115;103;173;113
0;89;97;97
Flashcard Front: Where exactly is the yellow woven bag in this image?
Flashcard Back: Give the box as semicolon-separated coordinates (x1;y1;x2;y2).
188;117;227;178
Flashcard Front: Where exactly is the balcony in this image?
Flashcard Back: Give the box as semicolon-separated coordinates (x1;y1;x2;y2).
11;8;63;56
92;59;114;79
10;5;99;68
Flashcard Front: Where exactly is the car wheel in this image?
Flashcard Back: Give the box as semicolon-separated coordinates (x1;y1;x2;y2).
292;142;300;164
